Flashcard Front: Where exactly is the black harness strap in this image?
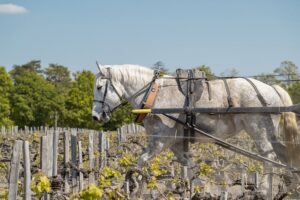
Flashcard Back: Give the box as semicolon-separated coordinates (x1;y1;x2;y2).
182;70;200;155
175;69;208;152
243;78;268;107
183;70;191;155
206;81;212;101
272;86;285;105
222;79;234;107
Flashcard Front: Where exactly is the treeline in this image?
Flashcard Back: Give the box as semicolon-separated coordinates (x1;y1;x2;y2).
0;60;134;130
0;60;300;130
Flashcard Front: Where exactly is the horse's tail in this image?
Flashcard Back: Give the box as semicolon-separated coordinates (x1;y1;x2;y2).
282;112;300;167
273;85;300;167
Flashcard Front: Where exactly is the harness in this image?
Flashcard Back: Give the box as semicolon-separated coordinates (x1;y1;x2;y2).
176;69;207;157
221;77;268;107
93;68;125;115
93;68;160;120
175;71;271;162
135;82;160;122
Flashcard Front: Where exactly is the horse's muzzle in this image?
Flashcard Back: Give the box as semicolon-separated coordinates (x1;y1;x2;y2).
92;111;101;121
92;111;110;123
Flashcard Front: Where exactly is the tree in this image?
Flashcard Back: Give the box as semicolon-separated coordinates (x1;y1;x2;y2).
253;73;281;85
274;61;299;85
194;65;215;80
10;70;62;127
44;64;72;127
220;68;239;77
152;61;169;76
44;64;72;94
64;70;100;129
10;60;43;78
287;83;300;104
0;66;13;126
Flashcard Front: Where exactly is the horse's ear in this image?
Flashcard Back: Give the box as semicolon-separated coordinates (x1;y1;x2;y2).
96;61;104;75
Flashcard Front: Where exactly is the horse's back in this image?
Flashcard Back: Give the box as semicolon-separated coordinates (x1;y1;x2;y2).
204;78;286;107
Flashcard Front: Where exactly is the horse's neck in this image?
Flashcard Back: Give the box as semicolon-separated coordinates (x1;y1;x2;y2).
120;72;154;108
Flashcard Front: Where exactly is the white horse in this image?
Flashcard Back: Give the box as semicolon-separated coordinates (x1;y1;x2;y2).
92;64;300;197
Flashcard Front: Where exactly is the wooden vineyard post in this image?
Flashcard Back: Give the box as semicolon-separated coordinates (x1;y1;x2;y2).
189;177;193;200
94;131;100;179
150;189;158;199
255;171;259;189
106;136;110;167
106;136;110;150
1;126;5;136
125;180;130;199
23;141;31;200
78;141;84;191
171;164;175;177
120;127;126;143
40;136;49;174
267;167;273;200
88;130;95;184
9;126;12;137
118;127;126;152
220;191;228;200
13;126;18;138
181;165;188;199
8;140;23;200
99;131;107;168
47;130;54;177
24;126;29;135
40;135;50;200
117;128;120;146
52;129;59;176
126;125;129;135
64;130;70;193
71;129;78;193
241;166;246;193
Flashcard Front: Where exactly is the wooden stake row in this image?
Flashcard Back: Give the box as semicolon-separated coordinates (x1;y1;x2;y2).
5;123;268;199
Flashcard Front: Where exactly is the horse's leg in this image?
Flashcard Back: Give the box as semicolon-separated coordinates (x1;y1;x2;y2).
128;116;177;198
170;141;193;166
137;115;177;167
242;114;279;199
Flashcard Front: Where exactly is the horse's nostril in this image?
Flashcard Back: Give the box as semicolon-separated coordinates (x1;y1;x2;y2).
92;116;99;121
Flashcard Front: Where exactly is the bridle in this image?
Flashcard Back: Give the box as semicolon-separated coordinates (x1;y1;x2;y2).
93;68;124;116
93;68;159;117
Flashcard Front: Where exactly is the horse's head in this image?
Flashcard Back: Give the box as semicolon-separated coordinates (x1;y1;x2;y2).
92;64;123;123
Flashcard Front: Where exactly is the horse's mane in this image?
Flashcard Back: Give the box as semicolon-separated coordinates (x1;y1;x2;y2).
101;64;154;84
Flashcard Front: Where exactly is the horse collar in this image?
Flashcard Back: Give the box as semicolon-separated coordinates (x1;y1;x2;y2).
136;82;160;123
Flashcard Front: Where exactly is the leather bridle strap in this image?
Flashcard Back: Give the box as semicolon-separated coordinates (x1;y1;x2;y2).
93;68;124;113
93;70;160;116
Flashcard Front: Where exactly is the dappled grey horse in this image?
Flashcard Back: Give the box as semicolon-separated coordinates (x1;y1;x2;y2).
92;64;300;197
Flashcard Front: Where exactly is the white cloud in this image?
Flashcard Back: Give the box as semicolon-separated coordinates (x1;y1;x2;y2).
0;4;28;14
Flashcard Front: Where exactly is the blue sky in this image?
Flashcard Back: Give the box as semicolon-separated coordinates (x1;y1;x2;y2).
0;1;299;75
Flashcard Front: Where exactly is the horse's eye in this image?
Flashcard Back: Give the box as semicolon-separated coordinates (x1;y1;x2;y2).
97;86;102;90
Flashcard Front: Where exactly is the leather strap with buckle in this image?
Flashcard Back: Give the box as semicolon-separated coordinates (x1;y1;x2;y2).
135;82;160;123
